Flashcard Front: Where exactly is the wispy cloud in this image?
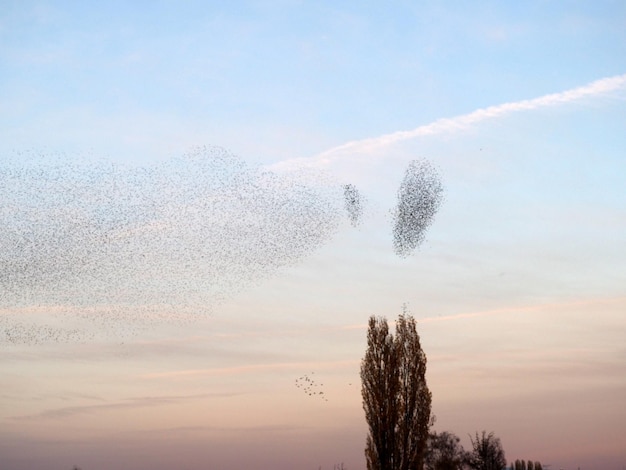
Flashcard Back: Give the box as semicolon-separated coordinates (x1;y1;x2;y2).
141;359;359;379
271;73;626;171
10;392;235;421
320;296;626;329
419;295;626;324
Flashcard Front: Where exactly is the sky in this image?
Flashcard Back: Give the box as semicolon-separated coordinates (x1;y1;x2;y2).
1;1;625;470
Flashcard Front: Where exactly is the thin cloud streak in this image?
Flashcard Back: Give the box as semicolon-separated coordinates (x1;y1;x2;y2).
141;359;360;379
333;296;626;330
420;296;626;324
10;393;235;421
270;73;626;171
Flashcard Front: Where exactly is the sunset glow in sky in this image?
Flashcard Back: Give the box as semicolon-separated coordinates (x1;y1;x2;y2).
1;2;625;470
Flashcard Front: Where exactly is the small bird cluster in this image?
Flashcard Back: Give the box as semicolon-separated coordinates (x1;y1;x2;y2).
0;315;88;345
343;183;363;227
294;372;328;401
392;159;444;258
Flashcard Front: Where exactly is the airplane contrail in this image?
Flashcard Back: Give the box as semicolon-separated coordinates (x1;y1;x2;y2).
270;73;626;172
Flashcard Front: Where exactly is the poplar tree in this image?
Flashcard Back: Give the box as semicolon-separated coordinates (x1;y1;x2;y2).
361;313;432;470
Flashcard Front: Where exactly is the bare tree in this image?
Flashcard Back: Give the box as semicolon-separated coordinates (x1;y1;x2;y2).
425;431;467;470
467;431;506;470
361;313;432;470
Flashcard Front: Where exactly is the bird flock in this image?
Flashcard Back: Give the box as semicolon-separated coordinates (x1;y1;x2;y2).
392;160;444;258
1;148;443;346
295;372;328;402
343;183;363;227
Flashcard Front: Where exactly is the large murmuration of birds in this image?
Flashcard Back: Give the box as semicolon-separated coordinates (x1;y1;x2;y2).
1;148;444;346
0;147;352;345
392;159;444;258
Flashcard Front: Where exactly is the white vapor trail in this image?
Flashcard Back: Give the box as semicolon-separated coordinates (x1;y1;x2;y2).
271;73;626;171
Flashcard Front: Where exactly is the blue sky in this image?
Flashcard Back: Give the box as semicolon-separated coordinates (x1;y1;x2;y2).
2;1;625;163
1;2;625;470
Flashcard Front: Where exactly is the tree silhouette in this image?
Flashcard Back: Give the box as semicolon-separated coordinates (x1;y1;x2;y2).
467;431;506;470
514;458;542;470
361;313;432;470
425;431;467;470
